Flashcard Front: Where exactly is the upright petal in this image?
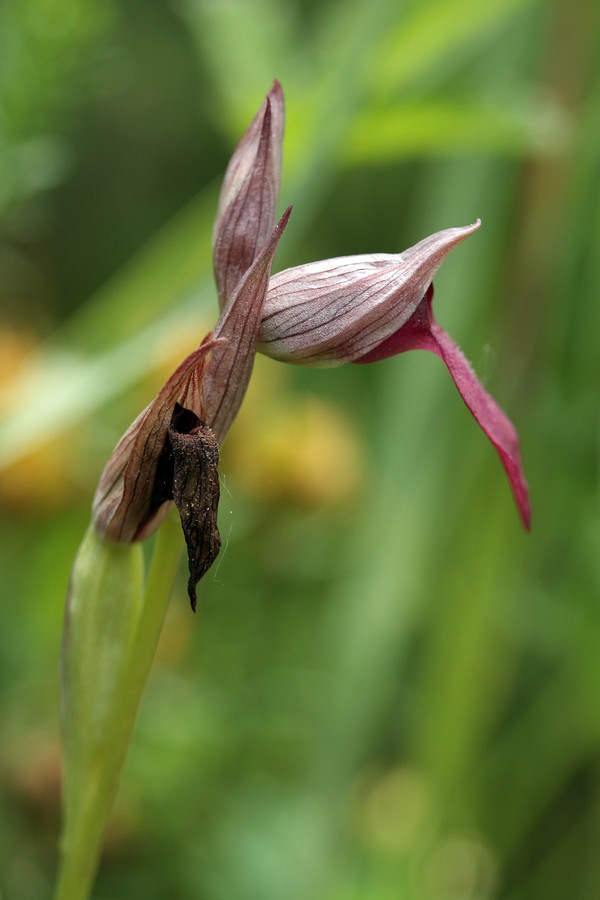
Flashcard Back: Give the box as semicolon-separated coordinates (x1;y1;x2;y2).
259;222;480;365
357;287;532;529
204;206;292;442
213;81;284;307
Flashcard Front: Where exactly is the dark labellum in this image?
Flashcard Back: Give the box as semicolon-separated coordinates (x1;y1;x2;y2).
151;404;222;610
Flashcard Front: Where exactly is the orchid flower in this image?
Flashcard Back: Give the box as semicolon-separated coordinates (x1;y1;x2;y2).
93;81;530;613
93;83;289;608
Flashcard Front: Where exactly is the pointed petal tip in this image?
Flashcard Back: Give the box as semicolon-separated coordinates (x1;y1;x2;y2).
446;218;481;242
251;205;291;259
516;481;532;531
269;205;292;244
270;79;283;98
280;204;293;227
499;445;531;531
267;80;284;117
262;81;285;132
400;219;482;283
433;219;482;249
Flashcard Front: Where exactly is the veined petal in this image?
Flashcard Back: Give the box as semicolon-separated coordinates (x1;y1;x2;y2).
213;81;284;308
358;287;532;529
92;337;223;543
204;206;292;442
259;222;480;366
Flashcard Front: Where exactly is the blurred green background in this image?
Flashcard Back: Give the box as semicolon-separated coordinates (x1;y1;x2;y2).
0;0;598;898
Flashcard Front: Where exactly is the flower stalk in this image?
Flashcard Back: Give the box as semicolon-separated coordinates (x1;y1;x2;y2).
55;514;183;900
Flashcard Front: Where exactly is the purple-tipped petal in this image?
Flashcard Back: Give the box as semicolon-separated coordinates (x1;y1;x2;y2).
358;287;531;529
259;222;480;366
213;81;284;308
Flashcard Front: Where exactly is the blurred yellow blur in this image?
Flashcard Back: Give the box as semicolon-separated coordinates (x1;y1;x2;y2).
0;328;80;513
226;361;365;508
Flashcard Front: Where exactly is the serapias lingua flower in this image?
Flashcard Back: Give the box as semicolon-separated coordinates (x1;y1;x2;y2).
93;83;289;609
93;80;530;614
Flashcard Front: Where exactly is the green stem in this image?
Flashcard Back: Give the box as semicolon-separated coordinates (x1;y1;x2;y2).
54;514;183;900
129;511;185;693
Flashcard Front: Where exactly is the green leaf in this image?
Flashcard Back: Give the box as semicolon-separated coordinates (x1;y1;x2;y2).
62;527;144;790
59;526;144;900
0;298;205;469
0;191;217;470
369;0;543;97
0;0;114;216
57;515;184;900
182;0;297;129
342;99;570;163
